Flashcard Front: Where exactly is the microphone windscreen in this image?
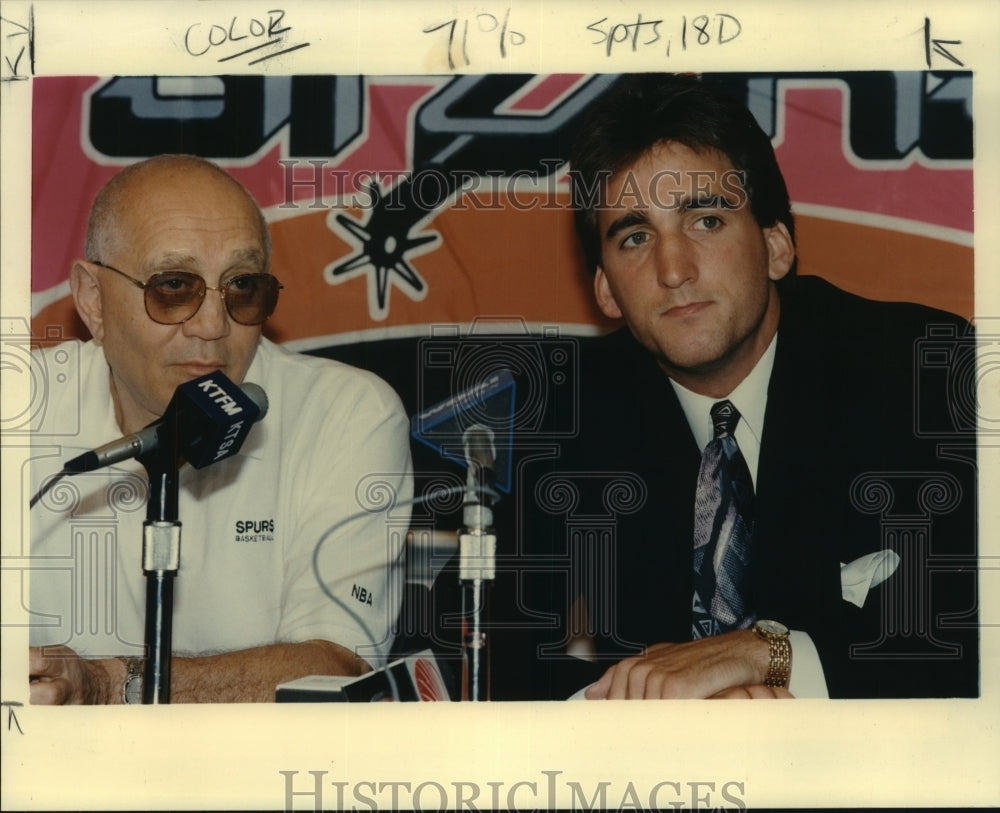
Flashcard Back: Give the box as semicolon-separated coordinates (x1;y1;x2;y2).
462;424;496;469
174;374;267;469
240;382;269;419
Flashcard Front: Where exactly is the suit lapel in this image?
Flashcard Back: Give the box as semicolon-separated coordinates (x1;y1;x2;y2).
628;344;702;639
754;285;847;626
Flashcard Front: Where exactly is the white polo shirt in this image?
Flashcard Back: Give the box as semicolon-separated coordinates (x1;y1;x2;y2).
28;338;412;669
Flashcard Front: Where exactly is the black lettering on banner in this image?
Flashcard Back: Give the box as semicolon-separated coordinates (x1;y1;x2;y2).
88;76;364;159
85;72;973;165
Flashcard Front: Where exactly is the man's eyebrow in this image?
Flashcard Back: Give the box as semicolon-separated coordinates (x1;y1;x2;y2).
147;253;199;272
146;248;267;274
604;210;650;241
226;247;267;271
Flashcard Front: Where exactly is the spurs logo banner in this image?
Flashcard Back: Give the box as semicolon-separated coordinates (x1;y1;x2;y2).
31;72;973;351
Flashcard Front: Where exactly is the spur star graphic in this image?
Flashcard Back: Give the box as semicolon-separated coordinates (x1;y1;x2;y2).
326;181;439;320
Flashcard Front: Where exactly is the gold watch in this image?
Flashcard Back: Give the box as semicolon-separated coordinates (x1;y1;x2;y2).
753;620;792;688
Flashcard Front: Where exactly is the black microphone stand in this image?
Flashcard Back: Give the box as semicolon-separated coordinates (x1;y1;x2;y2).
135;420;183;705
458;458;496;702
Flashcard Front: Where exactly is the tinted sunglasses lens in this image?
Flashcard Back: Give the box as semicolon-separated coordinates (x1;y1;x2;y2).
144;272;205;324
224;275;280;325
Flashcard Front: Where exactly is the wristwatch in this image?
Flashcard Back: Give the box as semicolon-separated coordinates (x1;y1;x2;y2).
752;620;792;688
119;656;144;704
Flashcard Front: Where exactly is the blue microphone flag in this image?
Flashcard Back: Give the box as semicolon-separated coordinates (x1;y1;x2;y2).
410;369;516;493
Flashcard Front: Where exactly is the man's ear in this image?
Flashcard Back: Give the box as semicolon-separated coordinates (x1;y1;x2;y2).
593;267;624;319
765;221;796;282
70;260;105;344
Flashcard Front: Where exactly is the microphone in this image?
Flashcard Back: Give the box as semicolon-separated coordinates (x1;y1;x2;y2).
64;373;268;473
462;424;496;493
461;423;498;537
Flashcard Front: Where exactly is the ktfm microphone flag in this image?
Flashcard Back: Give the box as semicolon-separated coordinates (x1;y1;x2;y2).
28;73;973;445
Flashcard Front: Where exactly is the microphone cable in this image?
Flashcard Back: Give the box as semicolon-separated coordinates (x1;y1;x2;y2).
310;482;499;701
29;470;69;510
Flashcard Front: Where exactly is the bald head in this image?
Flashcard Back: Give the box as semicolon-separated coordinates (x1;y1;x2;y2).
85;154;271;266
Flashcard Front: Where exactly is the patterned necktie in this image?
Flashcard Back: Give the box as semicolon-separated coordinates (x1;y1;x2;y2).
691;400;757;638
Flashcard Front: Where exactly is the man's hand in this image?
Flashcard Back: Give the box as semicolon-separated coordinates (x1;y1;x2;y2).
29;646;121;705
29;639;367;704
584;630;789;699
167;639;367;703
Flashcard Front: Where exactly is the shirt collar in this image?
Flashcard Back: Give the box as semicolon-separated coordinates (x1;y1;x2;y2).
670;333;777;451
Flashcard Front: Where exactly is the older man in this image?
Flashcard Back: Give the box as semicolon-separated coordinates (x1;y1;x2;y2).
28;154;412;703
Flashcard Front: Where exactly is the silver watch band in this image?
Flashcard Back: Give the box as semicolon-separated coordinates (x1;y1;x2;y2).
119;656;144;704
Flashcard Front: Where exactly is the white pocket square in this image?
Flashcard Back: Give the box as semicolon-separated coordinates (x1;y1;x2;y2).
840;550;901;608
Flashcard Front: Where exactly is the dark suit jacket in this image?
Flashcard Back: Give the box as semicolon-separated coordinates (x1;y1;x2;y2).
513;276;978;699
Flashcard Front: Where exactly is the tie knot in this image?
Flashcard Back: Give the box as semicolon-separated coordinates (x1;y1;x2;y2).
710;400;740;438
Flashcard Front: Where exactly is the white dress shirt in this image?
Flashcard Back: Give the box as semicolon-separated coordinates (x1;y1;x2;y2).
669;335;829;698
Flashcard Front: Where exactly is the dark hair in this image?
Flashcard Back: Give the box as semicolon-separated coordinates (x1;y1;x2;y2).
570;73;795;273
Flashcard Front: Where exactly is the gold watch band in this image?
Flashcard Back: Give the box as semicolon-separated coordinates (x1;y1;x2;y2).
753;621;792;688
